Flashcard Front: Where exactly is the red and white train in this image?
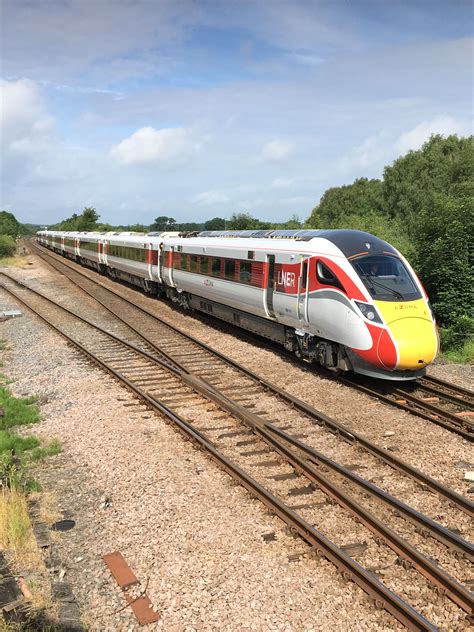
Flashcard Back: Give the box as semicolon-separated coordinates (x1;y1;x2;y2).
36;228;438;380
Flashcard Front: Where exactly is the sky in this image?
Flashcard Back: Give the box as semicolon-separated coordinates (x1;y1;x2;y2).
0;0;472;226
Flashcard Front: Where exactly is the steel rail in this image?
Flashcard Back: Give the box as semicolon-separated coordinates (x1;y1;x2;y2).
0;276;440;631
408;382;474;409
26;244;474;516
1;274;473;615
338;375;473;441
422;375;474;399
28;244;474;515
391;388;473;430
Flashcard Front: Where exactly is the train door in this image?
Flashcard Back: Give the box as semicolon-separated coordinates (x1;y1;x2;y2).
165;246;175;287
147;242;153;280
297;256;311;326
97;242;103;263
264;254;276;318
158;243;165;283
74;238;80;257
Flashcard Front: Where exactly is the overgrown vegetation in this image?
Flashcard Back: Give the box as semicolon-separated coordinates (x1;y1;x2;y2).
0;235;16;258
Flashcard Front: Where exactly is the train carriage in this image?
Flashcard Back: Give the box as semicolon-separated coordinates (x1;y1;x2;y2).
36;228;438;380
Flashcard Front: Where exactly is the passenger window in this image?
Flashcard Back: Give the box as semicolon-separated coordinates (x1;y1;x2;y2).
240;261;252;283
224;259;235;280
200;256;209;274
180;254;187;270
211;258;221;276
316;261;344;291
189;255;197;272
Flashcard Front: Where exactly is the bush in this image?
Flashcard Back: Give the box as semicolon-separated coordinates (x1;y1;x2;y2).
0;234;16;258
439;315;474;352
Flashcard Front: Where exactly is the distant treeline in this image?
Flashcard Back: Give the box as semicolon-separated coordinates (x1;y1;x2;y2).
48;210;304;234
1;134;472;356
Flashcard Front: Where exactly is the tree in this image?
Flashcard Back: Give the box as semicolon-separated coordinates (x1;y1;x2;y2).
55;207;99;231
227;212;272;230
276;214;303;229
383;134;473;234
306;178;384;229
150;216;177;231
76;207;99;231
0;211;21;237
0;235;16;257
203;217;226;231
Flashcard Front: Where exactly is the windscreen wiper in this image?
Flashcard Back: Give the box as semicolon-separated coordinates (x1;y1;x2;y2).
363;274;404;300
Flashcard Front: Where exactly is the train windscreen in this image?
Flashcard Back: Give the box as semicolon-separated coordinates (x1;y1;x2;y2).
351;255;421;301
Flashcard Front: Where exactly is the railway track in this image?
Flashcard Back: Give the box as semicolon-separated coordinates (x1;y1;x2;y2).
3;257;473;627
342;375;473;441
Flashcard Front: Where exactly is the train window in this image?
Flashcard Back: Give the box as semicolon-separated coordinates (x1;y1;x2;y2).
316;261;344;292
248;251;255;260
211;257;221;276
200;256;209;274
351;254;421;301
224;259;235;280
240;261;252;283
189;255;198;272
301;261;308;290
180;254;187;270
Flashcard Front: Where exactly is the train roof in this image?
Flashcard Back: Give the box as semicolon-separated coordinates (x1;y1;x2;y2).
195;229;397;258
37;228;397;258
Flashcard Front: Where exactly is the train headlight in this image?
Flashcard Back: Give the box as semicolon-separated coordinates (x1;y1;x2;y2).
355;301;382;324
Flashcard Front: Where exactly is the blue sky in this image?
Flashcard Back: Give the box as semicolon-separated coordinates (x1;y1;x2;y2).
0;0;472;225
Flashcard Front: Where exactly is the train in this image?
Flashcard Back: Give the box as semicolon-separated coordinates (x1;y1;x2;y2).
36;228;438;380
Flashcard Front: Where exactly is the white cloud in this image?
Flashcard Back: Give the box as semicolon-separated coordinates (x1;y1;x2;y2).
111;127;200;166
261;139;293;163
271;177;294;189
192;190;229;206
396;115;472;153
0;78;54;155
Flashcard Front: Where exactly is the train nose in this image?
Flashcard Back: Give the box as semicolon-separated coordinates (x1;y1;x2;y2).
375;299;438;371
384;317;438;370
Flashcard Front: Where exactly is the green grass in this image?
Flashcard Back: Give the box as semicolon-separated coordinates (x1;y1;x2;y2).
440;338;474;364
0;386;40;429
0;256;29;268
0;384;60;490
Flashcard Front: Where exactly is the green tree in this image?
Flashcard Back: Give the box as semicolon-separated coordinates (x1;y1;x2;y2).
76;207;99;231
227;212;271;230
150;216;177;231
383;134;473;236
0;211;21;237
0;235;16;257
306;178;384;229
203;217;226;230
55;207;99;231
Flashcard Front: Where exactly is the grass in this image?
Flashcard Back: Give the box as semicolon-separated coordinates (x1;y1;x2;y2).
440;338;474;364
0;255;29;268
0;384;60;490
0;386;40;429
0;485;31;552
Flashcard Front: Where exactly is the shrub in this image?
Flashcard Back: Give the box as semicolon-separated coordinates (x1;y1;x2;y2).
0;234;16;258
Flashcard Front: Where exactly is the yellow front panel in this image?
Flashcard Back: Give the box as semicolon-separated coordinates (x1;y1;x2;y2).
375;299;438;369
